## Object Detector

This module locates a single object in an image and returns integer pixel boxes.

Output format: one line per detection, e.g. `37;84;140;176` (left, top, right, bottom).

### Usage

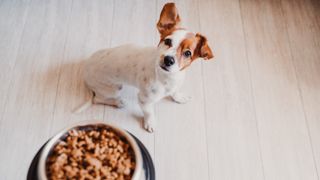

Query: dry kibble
72;148;83;158
46;125;136;180
86;155;102;169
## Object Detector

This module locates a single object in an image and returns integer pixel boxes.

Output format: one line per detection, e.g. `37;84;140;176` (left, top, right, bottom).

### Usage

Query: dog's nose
164;56;175;66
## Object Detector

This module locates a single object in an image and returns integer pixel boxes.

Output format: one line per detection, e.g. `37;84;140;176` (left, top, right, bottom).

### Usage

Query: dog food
46;125;135;180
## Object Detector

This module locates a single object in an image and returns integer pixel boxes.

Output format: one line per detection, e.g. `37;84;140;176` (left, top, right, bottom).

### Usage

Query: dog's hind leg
92;84;125;108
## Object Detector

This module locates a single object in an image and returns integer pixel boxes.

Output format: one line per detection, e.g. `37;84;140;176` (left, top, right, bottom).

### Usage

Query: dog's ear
195;33;214;60
157;3;181;38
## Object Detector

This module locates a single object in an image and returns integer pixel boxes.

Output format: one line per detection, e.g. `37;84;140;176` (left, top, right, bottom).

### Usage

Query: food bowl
27;121;155;180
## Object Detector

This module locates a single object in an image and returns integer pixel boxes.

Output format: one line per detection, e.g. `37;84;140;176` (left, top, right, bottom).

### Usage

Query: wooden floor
0;0;320;179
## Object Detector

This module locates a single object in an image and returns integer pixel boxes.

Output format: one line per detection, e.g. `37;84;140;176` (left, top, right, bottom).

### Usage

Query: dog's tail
73;91;94;113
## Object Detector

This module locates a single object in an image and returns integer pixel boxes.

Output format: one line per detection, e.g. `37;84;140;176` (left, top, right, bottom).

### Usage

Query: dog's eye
164;39;172;47
184;50;192;58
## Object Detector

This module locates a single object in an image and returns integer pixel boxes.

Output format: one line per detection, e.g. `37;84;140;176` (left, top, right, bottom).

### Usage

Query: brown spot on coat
176;34;198;70
194;33;214;60
176;33;214;70
156;3;214;71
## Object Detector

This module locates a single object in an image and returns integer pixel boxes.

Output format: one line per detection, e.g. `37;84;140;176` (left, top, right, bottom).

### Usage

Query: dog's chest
159;71;185;94
145;74;183;99
162;79;178;94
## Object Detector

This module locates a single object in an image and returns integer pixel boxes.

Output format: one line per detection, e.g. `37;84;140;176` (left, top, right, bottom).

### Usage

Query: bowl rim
37;120;143;180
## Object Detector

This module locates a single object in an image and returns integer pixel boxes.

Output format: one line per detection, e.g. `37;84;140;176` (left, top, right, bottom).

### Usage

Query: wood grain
199;0;264;179
0;0;72;178
0;0;31;125
240;0;318;179
281;0;320;177
0;0;320;179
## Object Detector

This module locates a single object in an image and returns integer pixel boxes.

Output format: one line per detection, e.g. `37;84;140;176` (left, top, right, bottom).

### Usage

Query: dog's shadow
42;59;87;105
42;59;144;122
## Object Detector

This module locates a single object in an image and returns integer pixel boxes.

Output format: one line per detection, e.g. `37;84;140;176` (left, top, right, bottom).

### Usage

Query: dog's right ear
157;3;181;38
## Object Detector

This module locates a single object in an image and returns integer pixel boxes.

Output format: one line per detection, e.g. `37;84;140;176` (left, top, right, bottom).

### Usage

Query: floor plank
281;0;320;177
0;0;72;178
0;0;31;126
0;0;319;179
50;0;112;134
199;0;265;179
240;0;318;179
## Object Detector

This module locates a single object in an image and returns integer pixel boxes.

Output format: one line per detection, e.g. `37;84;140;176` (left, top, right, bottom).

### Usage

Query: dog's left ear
157;3;181;38
195;33;214;60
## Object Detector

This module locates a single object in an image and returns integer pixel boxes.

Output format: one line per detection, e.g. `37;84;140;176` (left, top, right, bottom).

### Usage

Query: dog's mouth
160;65;169;72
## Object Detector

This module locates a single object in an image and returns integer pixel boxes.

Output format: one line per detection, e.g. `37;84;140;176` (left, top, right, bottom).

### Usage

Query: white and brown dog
80;3;214;132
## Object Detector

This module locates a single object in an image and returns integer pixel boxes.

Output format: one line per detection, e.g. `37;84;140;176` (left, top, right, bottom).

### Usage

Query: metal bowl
37;120;144;180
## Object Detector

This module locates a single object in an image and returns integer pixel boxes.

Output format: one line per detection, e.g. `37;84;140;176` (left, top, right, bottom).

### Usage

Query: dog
78;3;214;132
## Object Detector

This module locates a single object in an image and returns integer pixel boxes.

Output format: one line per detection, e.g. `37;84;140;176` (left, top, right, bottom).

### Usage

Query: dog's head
157;3;214;73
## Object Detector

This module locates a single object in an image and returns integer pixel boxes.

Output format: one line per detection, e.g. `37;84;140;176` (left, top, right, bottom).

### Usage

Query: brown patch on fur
157;28;186;46
157;27;186;45
177;33;214;70
177;36;197;70
156;3;214;70
157;3;181;40
194;33;214;60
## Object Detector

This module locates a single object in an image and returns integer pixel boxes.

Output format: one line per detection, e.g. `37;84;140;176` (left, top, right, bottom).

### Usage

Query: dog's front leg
138;93;156;133
171;92;192;104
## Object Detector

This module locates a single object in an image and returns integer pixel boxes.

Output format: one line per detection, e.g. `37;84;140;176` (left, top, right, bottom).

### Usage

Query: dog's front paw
143;119;155;133
171;93;192;104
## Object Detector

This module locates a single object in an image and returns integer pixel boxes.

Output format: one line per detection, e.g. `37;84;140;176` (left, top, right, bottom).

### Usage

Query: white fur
81;30;191;132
